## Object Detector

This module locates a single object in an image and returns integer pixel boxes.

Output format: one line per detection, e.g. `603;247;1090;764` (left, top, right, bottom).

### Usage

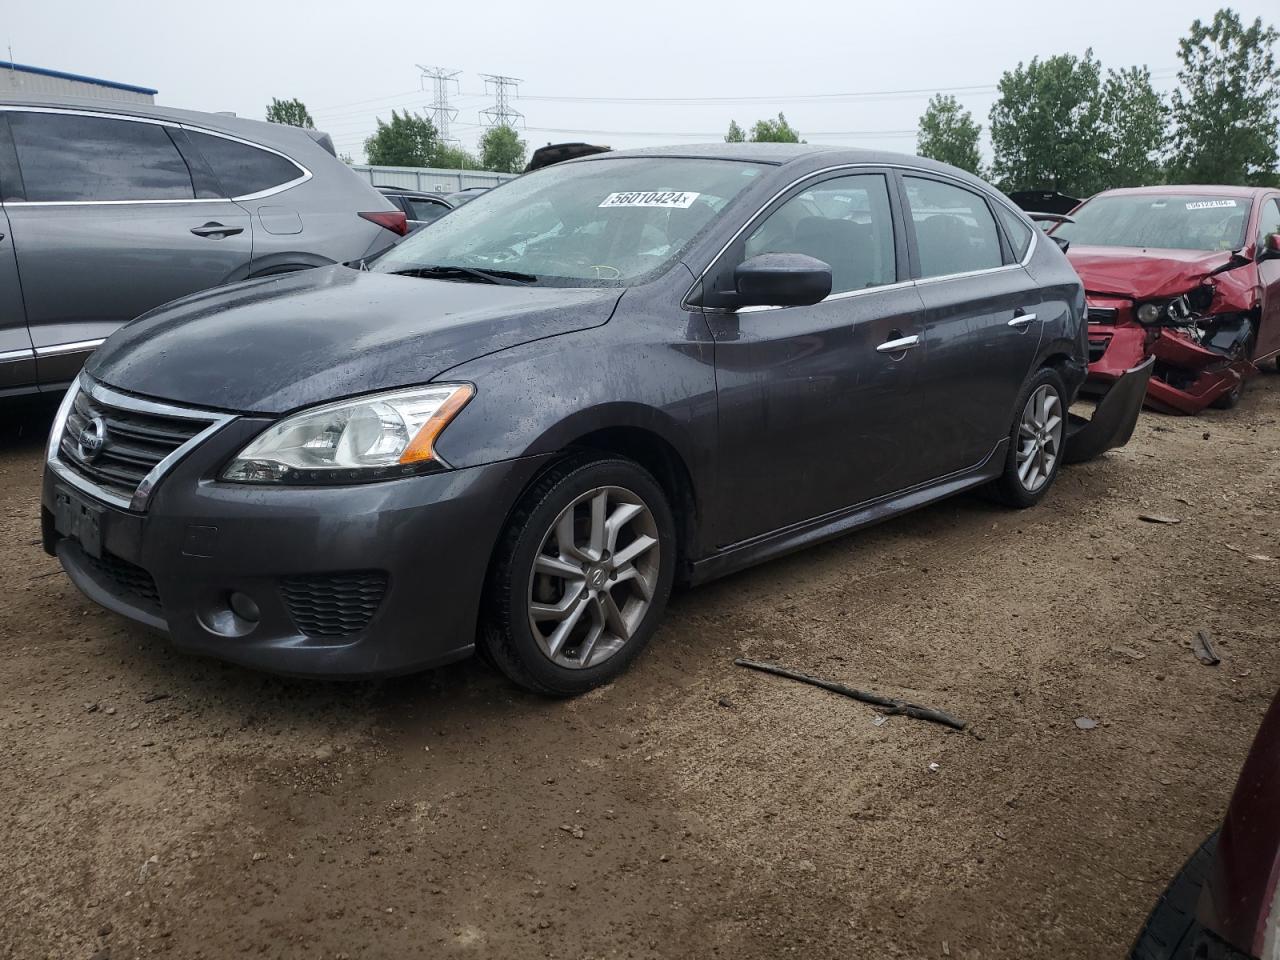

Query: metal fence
348;164;519;194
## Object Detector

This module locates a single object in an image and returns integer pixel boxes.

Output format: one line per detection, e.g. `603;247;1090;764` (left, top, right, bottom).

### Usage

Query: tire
479;455;677;696
1210;379;1243;410
990;366;1069;508
1129;832;1218;960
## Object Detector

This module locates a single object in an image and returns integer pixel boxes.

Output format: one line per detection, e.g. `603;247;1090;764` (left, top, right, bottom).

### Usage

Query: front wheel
990;367;1068;508
479;456;676;696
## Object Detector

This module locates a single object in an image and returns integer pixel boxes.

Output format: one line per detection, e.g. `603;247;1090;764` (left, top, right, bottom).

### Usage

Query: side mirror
1260;233;1280;262
734;253;832;308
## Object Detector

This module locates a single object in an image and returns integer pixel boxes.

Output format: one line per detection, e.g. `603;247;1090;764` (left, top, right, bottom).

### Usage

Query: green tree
990;50;1105;195
916;94;983;175
479;124;527;173
363;110;440;167
1169;8;1280;185
724;120;746;143
749;112;802;143
265;97;314;128
434;144;479;169
1098;66;1168;188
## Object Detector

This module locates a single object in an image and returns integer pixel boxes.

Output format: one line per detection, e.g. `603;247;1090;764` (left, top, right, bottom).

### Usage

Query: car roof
561;142;995;188
0;92;332;157
1092;184;1270;200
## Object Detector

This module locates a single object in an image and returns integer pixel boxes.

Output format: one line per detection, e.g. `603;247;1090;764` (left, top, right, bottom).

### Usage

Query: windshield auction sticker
1185;199;1238;210
599;191;700;208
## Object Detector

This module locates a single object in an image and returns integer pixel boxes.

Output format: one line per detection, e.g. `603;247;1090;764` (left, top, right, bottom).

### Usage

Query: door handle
876;334;920;354
190;222;244;238
1008;311;1037;329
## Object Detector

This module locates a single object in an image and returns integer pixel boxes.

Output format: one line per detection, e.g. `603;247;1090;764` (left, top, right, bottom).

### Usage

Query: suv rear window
186;131;304;198
8;111;194;202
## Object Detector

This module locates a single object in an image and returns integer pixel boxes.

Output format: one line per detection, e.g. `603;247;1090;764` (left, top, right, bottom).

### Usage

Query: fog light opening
228;591;261;623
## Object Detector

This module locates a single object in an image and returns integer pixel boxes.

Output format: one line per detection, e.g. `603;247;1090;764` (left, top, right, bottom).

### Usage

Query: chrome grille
50;379;231;511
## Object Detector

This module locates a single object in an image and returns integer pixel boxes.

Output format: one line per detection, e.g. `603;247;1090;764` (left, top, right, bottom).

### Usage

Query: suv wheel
480;456;676;696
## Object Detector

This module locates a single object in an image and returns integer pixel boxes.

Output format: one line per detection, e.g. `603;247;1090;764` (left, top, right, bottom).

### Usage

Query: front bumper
42;422;551;678
1086;321;1251;415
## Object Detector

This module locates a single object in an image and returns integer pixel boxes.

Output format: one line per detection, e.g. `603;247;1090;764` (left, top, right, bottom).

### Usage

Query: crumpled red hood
1066;245;1236;300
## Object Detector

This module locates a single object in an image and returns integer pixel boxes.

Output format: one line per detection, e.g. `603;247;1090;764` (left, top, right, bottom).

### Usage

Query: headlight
1135;302;1162;325
222;384;473;484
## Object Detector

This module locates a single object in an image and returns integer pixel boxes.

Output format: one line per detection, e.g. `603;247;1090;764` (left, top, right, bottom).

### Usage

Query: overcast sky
5;0;1276;164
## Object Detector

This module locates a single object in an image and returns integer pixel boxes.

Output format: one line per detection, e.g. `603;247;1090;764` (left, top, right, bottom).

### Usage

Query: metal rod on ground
733;658;969;731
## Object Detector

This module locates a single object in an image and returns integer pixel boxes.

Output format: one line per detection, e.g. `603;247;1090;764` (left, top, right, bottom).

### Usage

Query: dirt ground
1;375;1277;960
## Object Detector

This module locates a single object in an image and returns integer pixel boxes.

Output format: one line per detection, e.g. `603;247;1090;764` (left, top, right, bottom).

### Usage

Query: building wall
348;164;518;194
0;68;155;104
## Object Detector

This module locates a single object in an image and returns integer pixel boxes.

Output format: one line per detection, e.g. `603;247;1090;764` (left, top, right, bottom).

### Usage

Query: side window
8;112;194;202
994;202;1034;261
904;176;1003;278
742;174;897;295
1258;199;1280;244
185;130;304;198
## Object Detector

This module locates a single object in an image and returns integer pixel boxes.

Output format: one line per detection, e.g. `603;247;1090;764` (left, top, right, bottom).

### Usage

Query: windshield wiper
391;264;538;285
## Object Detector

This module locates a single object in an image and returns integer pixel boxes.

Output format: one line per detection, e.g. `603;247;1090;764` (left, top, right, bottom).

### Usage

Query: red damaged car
1131;687;1280;959
1052;186;1280;414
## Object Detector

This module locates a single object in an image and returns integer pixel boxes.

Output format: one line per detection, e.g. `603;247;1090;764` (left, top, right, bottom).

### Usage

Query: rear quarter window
186;130;305;198
995;203;1034;260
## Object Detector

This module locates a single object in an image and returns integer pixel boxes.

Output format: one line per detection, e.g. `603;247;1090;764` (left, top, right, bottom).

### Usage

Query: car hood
1066;245;1239;300
87;266;624;414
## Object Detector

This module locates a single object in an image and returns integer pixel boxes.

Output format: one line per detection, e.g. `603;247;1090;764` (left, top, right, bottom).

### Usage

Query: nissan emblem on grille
77;416;107;463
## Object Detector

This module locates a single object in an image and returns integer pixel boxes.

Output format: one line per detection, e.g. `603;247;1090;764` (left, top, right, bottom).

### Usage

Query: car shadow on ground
0;393;59;453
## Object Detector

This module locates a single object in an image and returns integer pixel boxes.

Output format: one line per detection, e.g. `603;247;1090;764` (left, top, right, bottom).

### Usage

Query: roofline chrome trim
2;105;312;204
46;375;234;513
684;161;1037;310
34;337;106;357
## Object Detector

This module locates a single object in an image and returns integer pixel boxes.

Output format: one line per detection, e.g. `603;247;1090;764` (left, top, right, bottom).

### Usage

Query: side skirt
687;439;1009;586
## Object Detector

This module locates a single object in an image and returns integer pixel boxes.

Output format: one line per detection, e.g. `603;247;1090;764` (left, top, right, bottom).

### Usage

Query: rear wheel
990;367;1067;508
479;456;676;696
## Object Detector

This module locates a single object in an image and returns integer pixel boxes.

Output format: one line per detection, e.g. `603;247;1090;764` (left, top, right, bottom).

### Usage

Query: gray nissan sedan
42;144;1149;695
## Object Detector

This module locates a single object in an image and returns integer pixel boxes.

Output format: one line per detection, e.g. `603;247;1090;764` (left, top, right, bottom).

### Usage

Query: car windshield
1054;193;1251;252
370;157;764;286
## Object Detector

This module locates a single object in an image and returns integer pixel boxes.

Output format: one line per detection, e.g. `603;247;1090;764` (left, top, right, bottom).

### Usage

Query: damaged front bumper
1065;356;1154;464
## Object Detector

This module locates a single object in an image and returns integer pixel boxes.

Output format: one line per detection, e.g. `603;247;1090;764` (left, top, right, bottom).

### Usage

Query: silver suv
0;96;405;396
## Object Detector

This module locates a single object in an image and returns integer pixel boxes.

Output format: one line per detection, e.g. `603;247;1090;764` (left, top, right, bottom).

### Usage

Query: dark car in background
1131;688;1280;959
1053;185;1280;414
42;144;1147;695
376;185;453;231
0;96;407;398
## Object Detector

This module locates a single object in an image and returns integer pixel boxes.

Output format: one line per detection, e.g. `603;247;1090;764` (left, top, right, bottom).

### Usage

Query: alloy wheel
1016;384;1063;492
526;485;661;670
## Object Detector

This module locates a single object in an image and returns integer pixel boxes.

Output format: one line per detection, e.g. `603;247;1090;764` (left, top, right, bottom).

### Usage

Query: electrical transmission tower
417;65;461;145
479;74;524;128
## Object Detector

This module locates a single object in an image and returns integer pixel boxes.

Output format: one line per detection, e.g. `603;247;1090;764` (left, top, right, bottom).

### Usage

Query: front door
899;174;1045;479
1253;196;1280;361
703;170;928;547
1;109;252;387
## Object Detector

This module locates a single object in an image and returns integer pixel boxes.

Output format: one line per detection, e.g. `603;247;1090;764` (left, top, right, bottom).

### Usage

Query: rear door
1253;196;1280;361
899;173;1044;480
1;108;252;387
0;117;35;393
704;169;928;546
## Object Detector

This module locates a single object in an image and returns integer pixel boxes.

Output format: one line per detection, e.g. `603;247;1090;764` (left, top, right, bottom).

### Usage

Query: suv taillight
359;210;408;236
